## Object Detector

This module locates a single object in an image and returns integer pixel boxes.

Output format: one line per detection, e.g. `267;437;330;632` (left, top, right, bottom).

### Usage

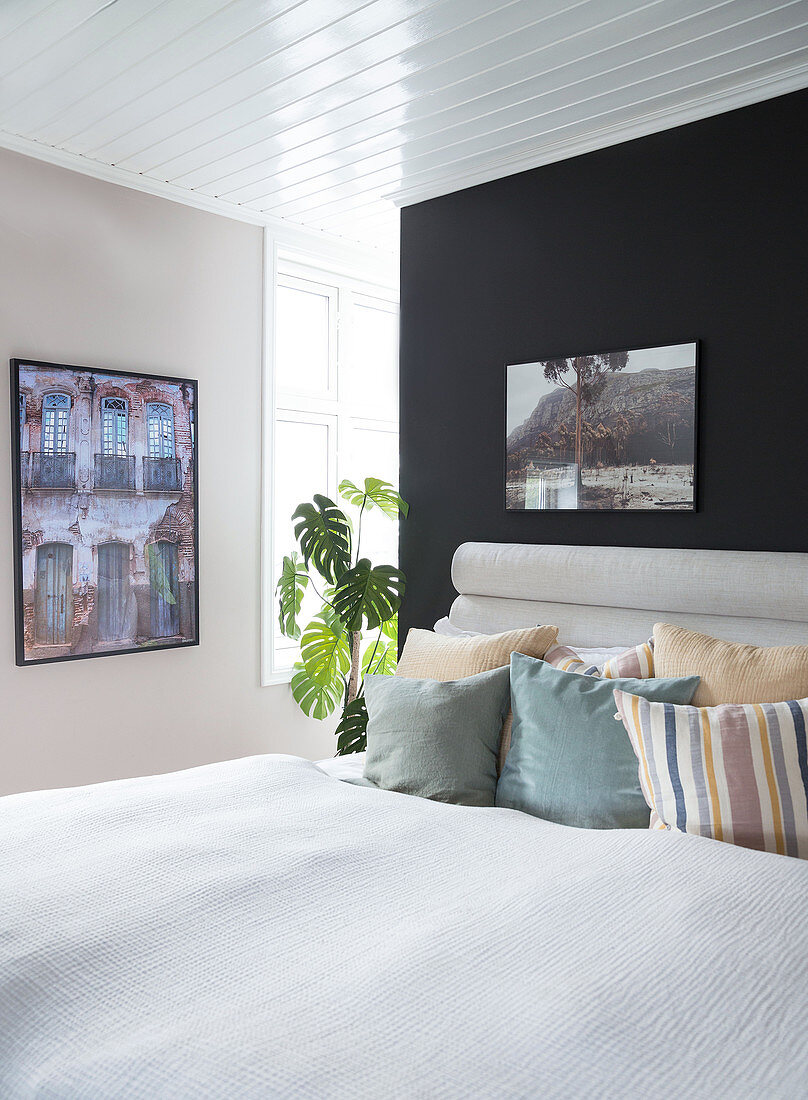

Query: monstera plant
277;478;408;755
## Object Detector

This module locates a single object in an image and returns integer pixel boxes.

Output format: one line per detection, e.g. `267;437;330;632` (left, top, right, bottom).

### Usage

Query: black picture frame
504;339;700;513
10;358;199;666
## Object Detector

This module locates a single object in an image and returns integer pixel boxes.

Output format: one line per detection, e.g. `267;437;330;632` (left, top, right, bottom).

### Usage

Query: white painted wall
0;147;335;796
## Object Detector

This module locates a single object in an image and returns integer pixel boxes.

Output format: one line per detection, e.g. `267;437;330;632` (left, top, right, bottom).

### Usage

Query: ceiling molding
0;127;399;264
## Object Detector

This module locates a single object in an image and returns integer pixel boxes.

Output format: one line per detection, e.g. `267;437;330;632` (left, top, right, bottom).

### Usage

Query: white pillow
433;618;630;663
432;616;481;638
569;645;632;665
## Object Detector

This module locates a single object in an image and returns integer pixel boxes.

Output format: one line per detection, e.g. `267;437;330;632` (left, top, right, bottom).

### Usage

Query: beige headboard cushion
447;543;808;648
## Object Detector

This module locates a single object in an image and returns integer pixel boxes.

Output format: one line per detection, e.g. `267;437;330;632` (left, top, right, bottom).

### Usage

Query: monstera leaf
292;495;351;584
290;665;345;721
335;696;368;756
361;636;397;677
291;662;345;728
380;614;398;645
299;608;351;688
332;559;405;632
339;478;409;520
276;552;308;640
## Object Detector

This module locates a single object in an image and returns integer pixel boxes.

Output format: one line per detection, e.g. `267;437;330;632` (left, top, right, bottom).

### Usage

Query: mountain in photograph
508;365;694;461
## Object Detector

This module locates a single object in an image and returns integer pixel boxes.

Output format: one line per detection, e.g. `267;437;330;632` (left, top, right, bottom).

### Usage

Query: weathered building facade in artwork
16;365;197;661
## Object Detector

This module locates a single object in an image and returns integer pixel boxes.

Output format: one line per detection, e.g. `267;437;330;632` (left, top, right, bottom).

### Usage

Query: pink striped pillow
614;689;808;859
544;639;655;679
542;644;600;676
601;639;655;679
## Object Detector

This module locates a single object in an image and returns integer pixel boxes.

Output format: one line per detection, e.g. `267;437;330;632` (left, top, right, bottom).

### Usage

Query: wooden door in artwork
35;543;73;646
98;543;130;642
149;540;180;639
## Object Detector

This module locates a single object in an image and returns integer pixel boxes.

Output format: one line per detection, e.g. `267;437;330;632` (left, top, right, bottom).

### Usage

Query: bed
2;543;808;1098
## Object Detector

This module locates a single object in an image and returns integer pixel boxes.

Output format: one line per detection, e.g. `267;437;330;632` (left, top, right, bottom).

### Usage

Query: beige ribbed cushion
396;625;559;770
653;622;808;707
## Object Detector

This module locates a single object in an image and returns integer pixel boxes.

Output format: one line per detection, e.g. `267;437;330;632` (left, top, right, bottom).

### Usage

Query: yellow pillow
396;625;559;770
653;622;808;707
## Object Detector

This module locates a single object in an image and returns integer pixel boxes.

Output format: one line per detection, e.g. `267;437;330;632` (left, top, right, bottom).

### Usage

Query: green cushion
496;654;700;828
363;666;510;807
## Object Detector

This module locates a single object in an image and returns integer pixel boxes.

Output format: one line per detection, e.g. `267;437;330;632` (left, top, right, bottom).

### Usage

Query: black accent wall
398;89;808;635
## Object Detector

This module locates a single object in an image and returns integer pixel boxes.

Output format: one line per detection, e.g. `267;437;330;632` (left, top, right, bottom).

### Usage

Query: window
144;403;180;491
266;250;398;682
42;393;70;454
19;394;25;431
275;276;336;399
101;398;128;455
147;403;175;458
190;406;195;450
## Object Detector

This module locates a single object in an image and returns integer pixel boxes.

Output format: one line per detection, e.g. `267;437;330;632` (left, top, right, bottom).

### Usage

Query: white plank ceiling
1;0;807;254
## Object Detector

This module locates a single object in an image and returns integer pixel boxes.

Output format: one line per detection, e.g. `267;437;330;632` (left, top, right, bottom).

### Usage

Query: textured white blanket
2;755;807;1099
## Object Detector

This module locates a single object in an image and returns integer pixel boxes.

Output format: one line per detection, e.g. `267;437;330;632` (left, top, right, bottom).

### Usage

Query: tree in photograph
581;420;597;464
655;390;690;460
536;431;554;457
543;352;629;473
594;422;613;465
581;421;613;468
555;421;571;459
612;413;632;465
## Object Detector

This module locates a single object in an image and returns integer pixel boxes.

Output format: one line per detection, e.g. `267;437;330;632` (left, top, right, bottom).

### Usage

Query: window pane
147;404;174;458
274;416;331;667
342;425;399;571
43;406;69;454
345;302;398;419
276;284;331;397
102;401;127;456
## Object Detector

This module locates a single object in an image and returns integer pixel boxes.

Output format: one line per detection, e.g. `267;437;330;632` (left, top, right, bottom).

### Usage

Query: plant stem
304;572;336;614
354;500;366;564
358;627;383;696
347;630;361;703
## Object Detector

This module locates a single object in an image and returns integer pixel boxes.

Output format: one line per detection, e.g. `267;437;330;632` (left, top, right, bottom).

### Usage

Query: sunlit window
270;258;399;677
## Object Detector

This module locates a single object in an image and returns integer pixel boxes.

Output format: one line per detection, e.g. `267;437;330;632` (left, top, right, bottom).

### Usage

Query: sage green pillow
363;666;510;806
496;653;700;828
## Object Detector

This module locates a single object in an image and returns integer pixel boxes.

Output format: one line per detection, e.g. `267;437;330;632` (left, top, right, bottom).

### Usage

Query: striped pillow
601;639;654;679
542;644;600;676
544;639;654;679
614;689;808;859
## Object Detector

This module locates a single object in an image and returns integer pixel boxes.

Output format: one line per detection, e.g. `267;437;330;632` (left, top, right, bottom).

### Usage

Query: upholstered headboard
448;543;808;647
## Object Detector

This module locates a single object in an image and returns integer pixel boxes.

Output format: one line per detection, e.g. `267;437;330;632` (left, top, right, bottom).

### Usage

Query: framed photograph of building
505;341;698;512
10;359;198;665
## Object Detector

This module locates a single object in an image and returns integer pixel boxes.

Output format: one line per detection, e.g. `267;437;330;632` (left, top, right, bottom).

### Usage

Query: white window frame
275;271;338;405
261;227;398;686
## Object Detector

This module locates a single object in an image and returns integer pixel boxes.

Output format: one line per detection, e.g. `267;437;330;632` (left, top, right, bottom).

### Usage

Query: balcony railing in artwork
94;454;136;490
143;456;182;492
30;452;76;489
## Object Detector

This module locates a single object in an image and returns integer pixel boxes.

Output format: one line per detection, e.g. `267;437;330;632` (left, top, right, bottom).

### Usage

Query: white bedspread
2;755;807;1099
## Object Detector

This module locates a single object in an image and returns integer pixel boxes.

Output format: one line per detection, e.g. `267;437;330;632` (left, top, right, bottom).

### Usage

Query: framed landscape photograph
505;341;698;512
11;359;198;665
